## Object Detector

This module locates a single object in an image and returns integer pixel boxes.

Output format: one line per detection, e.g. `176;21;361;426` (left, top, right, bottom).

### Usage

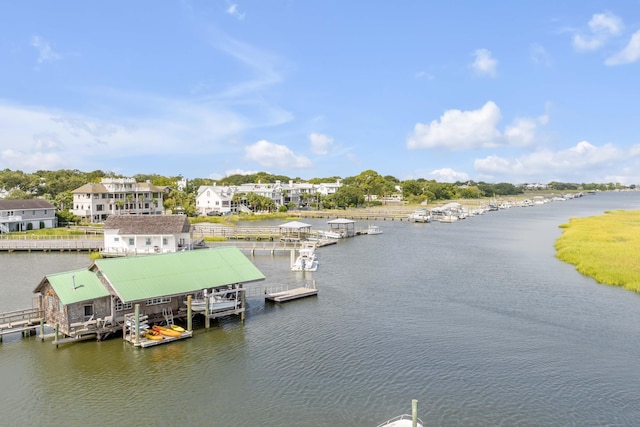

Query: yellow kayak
145;332;164;341
170;324;185;333
152;325;181;338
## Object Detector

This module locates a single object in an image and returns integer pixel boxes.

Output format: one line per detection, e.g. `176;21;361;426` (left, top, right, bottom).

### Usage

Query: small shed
278;220;313;241
327;218;356;238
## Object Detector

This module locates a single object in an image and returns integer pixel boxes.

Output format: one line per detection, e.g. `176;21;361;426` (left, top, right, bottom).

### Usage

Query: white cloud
31;36;61;64
530;43;551;66
572;12;623;52
0;97;248;172
407;101;502;150
426;168;470;183
474;141;628;181
605;30;640;65
226;3;246;20
309;133;333;155
244;140;312;169
470;48;497;77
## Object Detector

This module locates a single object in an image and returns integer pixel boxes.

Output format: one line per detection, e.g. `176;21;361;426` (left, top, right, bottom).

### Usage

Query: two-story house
71;177;166;223
0;199;57;233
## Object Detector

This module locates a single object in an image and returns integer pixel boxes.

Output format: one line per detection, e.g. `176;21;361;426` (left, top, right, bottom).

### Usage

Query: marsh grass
555;210;640;293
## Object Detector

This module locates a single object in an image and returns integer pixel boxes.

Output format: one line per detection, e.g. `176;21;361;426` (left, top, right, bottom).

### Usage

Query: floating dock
124;330;193;348
265;282;318;303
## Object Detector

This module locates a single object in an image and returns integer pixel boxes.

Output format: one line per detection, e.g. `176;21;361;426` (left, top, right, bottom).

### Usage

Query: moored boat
377;400;422;427
291;245;319;271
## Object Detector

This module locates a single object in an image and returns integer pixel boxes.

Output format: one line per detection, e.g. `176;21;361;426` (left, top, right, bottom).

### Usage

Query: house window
83;304;94;321
162;237;168;245
128;238;134;245
33;210;36;215
114;298;133;311
145;238;152;246
96;205;103;211
44;210;47;215
146;297;171;305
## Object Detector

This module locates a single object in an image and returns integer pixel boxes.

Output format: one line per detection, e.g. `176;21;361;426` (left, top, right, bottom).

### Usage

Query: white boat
377;400;423;427
291;245;318;271
367;225;383;235
408;209;431;223
185;289;241;312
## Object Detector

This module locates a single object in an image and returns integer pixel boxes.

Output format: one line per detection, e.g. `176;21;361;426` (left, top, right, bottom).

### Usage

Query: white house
71;177;166;223
195;179;343;216
102;215;193;256
0;199;57;233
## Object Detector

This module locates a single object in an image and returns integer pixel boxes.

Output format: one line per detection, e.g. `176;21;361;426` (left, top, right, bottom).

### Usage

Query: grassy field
555;210;640;294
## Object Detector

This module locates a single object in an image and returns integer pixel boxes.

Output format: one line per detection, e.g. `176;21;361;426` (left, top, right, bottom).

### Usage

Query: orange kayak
152;325;181;338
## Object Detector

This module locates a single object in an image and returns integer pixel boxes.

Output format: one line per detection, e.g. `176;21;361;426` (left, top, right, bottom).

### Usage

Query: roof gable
38;269;110;305
93;247;265;302
103;215;191;234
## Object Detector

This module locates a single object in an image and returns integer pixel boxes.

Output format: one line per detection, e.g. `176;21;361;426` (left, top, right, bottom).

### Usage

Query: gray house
0;199;57;233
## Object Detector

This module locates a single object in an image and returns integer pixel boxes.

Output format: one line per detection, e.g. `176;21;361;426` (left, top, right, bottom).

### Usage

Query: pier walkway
0;307;44;341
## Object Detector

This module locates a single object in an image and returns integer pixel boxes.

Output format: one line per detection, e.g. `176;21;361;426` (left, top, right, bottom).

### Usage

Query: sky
1;1;640;185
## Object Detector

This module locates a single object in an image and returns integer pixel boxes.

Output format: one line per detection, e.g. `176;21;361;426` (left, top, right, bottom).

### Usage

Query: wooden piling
204;296;210;329
187;295;192;331
134;304;140;345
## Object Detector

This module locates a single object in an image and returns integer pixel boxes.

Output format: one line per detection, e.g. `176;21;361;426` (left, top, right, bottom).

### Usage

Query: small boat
377;400;423;427
366;224;383;235
408;209;431;223
170;324;185;333
152;325;181;338
291;245;319;271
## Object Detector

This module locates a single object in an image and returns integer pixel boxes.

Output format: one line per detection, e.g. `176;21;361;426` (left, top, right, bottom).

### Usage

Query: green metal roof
45;268;110;305
93;247;265;302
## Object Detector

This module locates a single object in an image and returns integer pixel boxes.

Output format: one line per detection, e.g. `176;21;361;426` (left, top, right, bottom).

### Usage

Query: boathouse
102;214;193;256
326;218;356;238
278;220;313;241
33;247;265;338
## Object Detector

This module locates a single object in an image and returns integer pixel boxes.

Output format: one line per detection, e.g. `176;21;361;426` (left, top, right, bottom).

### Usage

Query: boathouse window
146;297;171;305
47;296;53;308
114;298;132;311
83;305;94;321
59;301;64;312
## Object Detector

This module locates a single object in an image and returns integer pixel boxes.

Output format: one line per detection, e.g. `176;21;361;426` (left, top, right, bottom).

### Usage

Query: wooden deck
124;330;193;348
0;307;44;340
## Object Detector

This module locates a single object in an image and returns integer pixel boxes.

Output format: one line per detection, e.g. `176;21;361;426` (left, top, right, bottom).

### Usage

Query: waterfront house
33;247;266;337
0;199;56;233
71;177;166;223
102;215;192;256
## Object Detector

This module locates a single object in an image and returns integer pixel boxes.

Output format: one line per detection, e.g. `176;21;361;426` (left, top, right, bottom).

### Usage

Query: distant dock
264;281;318;303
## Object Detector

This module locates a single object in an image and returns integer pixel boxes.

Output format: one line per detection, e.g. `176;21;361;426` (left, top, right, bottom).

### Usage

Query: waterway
1;192;640;426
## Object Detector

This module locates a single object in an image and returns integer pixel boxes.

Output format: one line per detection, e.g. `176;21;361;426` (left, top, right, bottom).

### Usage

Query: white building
102;215;192;256
71;178;166;223
0;199;57;233
195;179;342;216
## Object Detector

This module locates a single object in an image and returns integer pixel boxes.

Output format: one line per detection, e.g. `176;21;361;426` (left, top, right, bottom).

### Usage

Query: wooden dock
124;330;193;348
0;307;44;341
265;282;318;303
0;237;103;252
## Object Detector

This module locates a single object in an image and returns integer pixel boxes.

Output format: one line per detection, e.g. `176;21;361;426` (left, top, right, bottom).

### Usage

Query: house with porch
71;177;166;223
33;247;266;338
102;215;193;256
0;199;57;233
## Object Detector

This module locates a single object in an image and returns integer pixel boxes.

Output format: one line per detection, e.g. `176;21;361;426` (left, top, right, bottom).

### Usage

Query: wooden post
412;399;418;427
290;248;295;269
187;295;192;332
134;304;140;345
240;287;246;324
39;318;44;340
54;323;59;347
204;296;210;329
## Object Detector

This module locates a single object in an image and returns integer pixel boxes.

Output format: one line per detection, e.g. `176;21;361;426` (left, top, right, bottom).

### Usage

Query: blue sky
1;1;640;185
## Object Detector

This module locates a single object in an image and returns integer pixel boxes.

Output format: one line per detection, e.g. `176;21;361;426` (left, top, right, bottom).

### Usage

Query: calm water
2;192;640;426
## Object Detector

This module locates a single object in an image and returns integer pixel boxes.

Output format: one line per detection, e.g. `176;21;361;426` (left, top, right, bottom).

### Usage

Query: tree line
0;168;630;218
